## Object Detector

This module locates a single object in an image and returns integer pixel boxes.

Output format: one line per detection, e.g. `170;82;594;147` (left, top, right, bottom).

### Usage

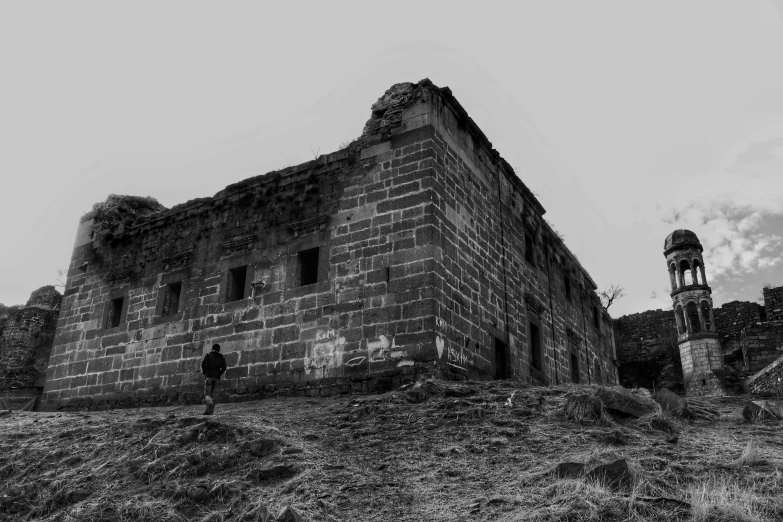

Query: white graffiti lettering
447;345;468;368
316;329;336;341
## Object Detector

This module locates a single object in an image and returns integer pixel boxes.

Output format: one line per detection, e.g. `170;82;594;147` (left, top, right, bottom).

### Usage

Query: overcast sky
1;1;782;317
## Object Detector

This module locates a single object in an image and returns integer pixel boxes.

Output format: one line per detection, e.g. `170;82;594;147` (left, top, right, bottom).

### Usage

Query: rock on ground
654;388;689;418
595;386;657;418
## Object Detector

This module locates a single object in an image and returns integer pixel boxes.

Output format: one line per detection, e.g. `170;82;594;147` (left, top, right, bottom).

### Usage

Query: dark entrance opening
494;338;508;379
570;352;580;384
530;323;542;371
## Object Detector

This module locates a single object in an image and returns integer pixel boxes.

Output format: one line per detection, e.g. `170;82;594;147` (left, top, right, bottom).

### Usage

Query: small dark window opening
594;361;602;384
494;338;508;379
525;234;535;264
570;353;580;383
701;301;712;331
228;266;248;302
162;282;182;315
686;302;701;333
107;297;123;328
299;248;319;286
564;276;572;301
702;379;706;386
530;323;542;371
593;306;600;329
386;266;391;282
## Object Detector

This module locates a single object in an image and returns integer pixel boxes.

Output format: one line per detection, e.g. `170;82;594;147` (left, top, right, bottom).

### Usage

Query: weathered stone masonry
42;79;617;410
0;286;62;410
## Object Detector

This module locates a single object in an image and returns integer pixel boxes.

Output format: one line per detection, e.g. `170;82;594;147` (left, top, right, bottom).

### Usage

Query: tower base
679;336;725;397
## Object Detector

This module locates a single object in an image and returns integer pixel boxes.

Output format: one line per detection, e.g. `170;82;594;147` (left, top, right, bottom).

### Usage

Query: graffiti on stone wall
306;328;346;372
435;319;471;371
368;335;407;363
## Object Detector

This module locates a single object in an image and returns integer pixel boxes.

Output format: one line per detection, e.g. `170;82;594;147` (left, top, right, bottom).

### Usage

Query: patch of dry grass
529;477;625;521
2;383;783;521
633;402;681;435
690;474;768;522
735;439;766;468
563;390;612;425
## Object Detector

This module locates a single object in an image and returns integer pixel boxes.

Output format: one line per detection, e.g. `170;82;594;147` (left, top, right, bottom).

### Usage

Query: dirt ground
1;381;782;521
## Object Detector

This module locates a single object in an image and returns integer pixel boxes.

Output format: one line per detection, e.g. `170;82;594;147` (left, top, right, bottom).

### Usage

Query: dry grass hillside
1;381;782;521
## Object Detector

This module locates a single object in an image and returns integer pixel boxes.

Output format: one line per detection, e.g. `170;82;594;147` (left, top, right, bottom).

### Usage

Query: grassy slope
1;382;782;522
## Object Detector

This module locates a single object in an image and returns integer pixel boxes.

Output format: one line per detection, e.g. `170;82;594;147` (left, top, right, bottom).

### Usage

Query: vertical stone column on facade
663;229;725;397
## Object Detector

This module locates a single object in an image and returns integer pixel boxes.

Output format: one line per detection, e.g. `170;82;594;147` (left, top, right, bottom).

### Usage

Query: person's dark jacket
201;351;227;380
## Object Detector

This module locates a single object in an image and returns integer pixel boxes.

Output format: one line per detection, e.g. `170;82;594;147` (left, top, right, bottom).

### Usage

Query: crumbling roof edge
125;150;354;232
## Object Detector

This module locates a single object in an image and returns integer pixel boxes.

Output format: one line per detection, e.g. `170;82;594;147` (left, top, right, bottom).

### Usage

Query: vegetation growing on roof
81;194;167;225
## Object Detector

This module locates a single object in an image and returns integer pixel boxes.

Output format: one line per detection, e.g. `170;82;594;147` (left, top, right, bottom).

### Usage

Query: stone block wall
678;336;725;396
0;286;62;409
712;300;765;349
745;352;783;396
612;310;682;392
763;286;783;321
424;86;616;387
740;320;783;374
41;80;616;411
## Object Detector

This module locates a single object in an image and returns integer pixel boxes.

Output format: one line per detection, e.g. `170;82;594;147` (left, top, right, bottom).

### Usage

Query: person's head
212;343;221;352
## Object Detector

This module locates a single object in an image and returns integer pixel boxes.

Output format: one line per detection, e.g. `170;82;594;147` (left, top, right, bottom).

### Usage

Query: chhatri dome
664;229;703;254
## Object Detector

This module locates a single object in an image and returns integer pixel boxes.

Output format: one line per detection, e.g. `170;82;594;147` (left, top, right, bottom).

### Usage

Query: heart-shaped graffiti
436;336;445;358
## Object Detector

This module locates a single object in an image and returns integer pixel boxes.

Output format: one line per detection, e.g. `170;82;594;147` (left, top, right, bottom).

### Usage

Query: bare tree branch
599;284;626;312
55;268;67;290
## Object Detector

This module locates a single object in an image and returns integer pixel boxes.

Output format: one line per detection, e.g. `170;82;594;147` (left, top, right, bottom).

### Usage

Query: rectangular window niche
298;248;319;286
161;282;182;315
228;266;248;302
107;297;124;328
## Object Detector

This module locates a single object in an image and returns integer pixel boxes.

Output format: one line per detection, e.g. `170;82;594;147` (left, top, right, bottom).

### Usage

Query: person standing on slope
201;343;227;415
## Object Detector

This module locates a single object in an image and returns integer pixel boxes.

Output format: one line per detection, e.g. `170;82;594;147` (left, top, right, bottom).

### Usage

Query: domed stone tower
664;230;725;396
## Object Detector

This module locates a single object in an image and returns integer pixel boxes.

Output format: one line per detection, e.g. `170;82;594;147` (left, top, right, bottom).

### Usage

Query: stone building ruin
40;79;619;411
0;286;62;410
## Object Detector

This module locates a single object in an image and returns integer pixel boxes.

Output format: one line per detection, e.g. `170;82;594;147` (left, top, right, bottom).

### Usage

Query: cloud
728;137;783;172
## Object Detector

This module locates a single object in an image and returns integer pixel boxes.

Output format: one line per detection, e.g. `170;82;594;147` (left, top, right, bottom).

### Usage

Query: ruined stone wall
743;320;783;396
740;320;783;374
42;80;616;410
712;300;765;350
763;286;783;321
612;310;682;392
0;286;62;409
43;141;439;409
744;352;783;396
615;297;775;393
